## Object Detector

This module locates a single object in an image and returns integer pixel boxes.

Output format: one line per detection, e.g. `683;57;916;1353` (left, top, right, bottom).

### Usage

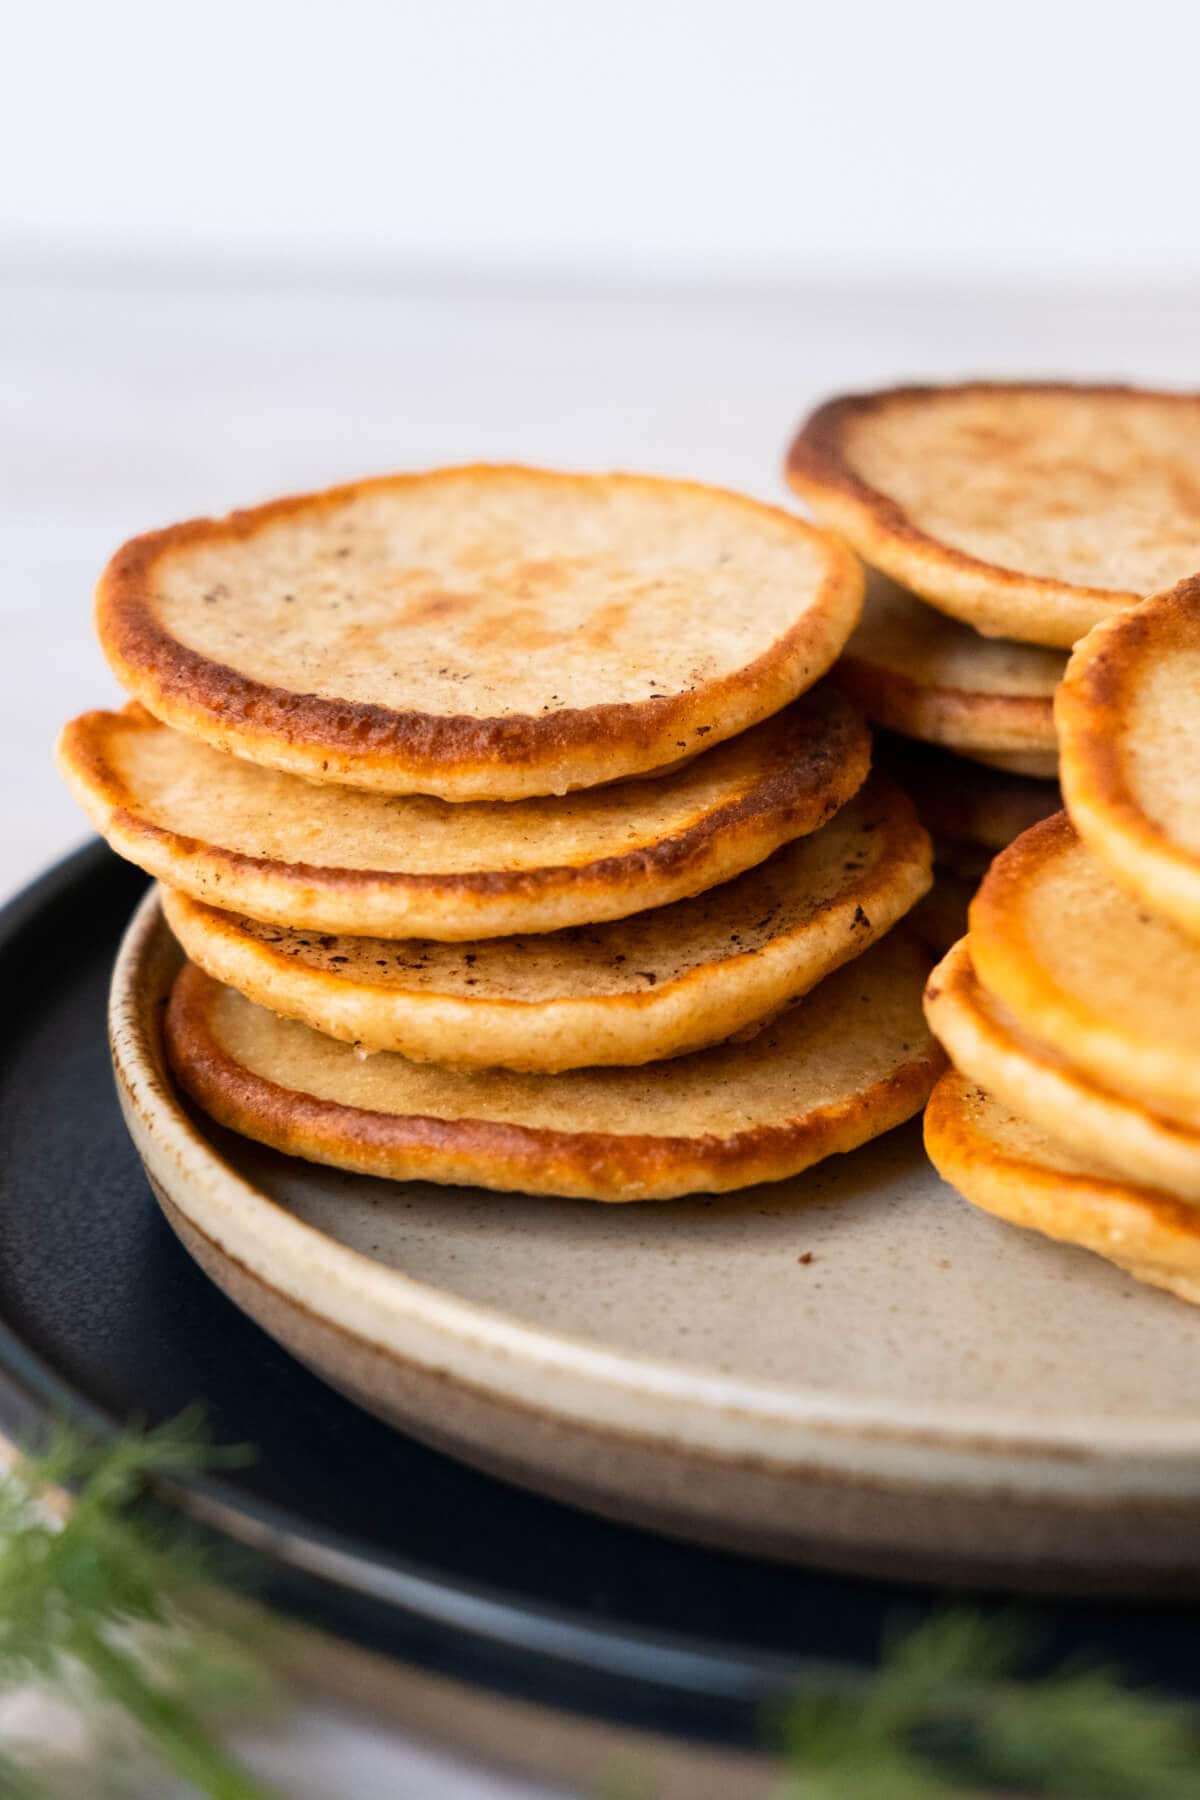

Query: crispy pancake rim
1057;573;1200;937
968;811;1200;1129
925;1071;1200;1307
925;938;1200;1202
57;688;869;938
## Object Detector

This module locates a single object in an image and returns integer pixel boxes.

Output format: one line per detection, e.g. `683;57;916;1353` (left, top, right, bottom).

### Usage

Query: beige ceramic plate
112;890;1200;1591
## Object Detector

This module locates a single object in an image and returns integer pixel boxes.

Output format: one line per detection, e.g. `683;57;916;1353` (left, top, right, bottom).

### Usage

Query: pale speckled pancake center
985;829;1200;1053
1123;646;1200;855
843;390;1200;592
155;476;837;717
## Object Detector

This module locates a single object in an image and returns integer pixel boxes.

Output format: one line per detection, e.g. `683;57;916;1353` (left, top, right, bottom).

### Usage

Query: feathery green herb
0;1411;278;1798
2;1415;1199;1798
772;1610;1200;1798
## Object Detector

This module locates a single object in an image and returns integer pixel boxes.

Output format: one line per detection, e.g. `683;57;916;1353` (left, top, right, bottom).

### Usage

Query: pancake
1057;574;1200;937
969;812;1200;1129
787;382;1200;648
833;573;1062;761
875;735;1060;853
925;939;1200;1202
164;930;942;1202
57;687;869;939
161;776;932;1070
925;1072;1200;1307
95;466;864;801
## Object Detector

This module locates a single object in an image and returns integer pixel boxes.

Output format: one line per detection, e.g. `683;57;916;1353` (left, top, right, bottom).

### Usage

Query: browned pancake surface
97;465;863;799
788;383;1200;647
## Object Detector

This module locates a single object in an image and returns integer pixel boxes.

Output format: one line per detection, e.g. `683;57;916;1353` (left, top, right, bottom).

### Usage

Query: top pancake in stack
786;382;1200;784
60;465;944;1199
93;465;865;800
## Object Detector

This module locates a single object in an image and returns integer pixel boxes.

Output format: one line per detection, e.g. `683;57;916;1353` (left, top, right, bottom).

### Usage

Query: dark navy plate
0;842;1196;1746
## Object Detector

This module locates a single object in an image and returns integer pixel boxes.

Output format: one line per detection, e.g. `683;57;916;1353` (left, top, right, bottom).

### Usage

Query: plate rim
115;881;1200;1476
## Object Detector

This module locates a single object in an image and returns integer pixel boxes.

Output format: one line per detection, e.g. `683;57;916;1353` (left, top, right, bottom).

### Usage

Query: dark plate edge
0;839;844;1745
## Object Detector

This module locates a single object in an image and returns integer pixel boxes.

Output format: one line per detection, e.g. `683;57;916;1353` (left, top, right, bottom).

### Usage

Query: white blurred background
7;0;1200;284
2;6;1199;1793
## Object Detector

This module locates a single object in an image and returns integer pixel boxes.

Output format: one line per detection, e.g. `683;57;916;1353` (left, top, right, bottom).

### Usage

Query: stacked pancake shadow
58;465;944;1202
924;575;1200;1304
787;381;1200;946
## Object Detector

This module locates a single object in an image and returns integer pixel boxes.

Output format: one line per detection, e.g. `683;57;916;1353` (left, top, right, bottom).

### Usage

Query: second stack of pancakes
787;381;1200;948
59;465;945;1202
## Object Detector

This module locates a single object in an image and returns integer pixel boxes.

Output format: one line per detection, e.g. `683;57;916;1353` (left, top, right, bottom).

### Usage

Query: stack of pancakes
58;466;945;1203
924;573;1200;1304
787;382;1200;945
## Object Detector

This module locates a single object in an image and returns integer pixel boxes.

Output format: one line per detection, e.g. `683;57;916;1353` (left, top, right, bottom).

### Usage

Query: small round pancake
95;466;864;800
833;574;1062;761
969;812;1200;1129
1057;574;1200;937
925;1072;1200;1307
160;777;932;1070
57;687;868;939
926;939;1200;1202
875;734;1060;853
164;931;943;1202
788;382;1200;648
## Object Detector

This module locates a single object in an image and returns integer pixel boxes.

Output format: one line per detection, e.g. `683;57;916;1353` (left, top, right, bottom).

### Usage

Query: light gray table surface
2;253;1196;1795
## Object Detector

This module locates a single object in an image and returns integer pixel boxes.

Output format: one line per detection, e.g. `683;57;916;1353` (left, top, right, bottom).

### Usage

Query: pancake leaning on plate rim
925;1072;1200;1307
925;937;1200;1203
164;930;944;1202
787;382;1200;648
95;465;864;801
968;812;1200;1129
57;686;869;939
1057;573;1200;938
833;573;1062;773
160;775;932;1070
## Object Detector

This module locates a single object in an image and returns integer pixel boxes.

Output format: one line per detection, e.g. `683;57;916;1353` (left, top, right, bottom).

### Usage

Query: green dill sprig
773;1610;1200;1798
4;1413;1200;1799
0;1410;279;1799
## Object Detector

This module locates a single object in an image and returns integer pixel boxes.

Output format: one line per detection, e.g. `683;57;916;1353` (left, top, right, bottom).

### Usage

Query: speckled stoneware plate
105;883;1200;1591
